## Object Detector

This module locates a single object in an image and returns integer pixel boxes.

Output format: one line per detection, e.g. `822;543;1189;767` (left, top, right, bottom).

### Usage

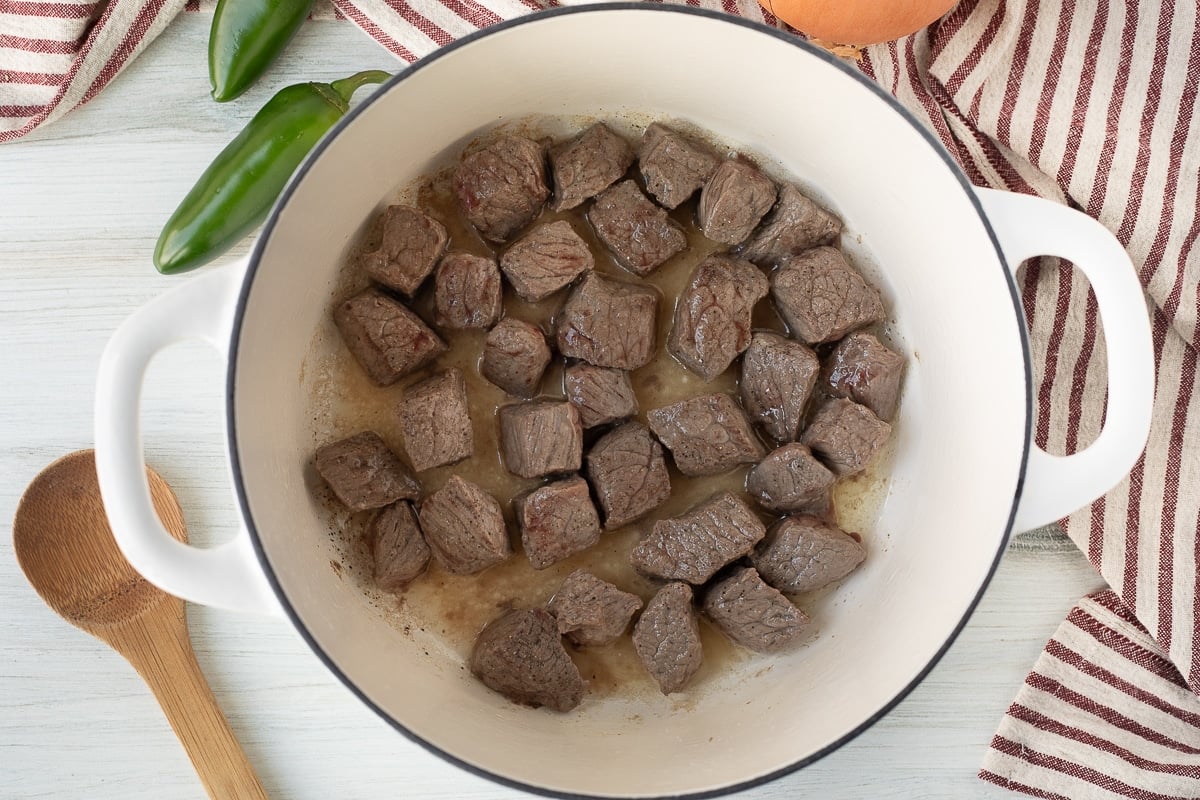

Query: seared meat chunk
361;204;448;295
822;332;906;422
434;252;502;330
588;180;687;276
771;247;884;344
647;393;764;477
752;515;866;594
556;273;659;370
470;608;583;712
515;475;601;570
697;159;776;245
668;255;768;381
739;183;842;266
638;122;720;209
564;364;638;428
499;401;583;478
314;431;420;511
482;318;551;397
547;569;642;646
500;220;593;302
454;135;548;242
371;501;430;591
702;566;810;652
739;331;819;443
630;492;765;584
333;288;446;386
585;422;671;528
399;368;474;472
550;123;634;211
419;475;510;574
800;398;891;477
633;582;702;694
746;443;836;514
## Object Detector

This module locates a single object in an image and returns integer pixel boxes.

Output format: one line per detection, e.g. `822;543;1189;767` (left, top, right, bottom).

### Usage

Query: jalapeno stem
330;70;392;105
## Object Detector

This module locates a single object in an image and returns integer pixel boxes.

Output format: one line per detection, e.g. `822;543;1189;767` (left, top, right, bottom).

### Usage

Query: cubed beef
499;401;583;478
361;205;449;295
556;273;659;370
585;422;672;529
587;180;687;276
500;220;593;302
399;369;473;472
454;135;548;242
547;569;643;646
515;475;601;570
470;608;583;712
314;431;420;512
739;331;819;443
822;332;906;422
419;475;511;574
770;247;884;344
632;582;702;694
564;364;638;428
668;255;768;381
800;398;891;477
702;566;810;652
638;123;720;209
549;123;635;211
333;288;447;386
371;501;430;591
434;252;503;330
746;443;836;514
697;159;777;245
630;492;765;584
738;183;842;266
751;515;866;594
481;318;551;397
647;393;765;477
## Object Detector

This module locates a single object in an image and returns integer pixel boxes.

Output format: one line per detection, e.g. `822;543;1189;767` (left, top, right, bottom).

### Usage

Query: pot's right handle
975;188;1154;533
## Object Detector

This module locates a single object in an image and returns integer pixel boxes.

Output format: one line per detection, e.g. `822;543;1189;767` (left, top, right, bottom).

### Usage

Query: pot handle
975;187;1154;533
94;261;281;616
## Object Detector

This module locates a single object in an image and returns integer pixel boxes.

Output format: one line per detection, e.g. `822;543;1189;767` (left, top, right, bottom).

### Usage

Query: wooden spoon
12;450;269;800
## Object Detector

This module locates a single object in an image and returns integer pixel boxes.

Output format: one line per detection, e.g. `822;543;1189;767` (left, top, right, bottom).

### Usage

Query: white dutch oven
94;7;1154;798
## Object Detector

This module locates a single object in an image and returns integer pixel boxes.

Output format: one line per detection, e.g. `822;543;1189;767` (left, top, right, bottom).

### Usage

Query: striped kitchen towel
3;0;1198;796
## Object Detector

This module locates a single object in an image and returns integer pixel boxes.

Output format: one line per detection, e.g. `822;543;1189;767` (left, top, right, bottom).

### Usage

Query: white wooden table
0;14;1107;799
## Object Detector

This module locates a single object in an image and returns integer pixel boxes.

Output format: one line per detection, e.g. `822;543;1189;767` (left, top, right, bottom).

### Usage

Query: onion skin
761;0;959;45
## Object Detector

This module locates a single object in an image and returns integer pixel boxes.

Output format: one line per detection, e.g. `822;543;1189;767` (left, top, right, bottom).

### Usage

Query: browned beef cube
585;422;672;529
638;123;720;210
751;515;866;594
822;332;906;422
314;431;421;512
371;501;430;591
739;331;819;443
587;180;687;276
630;492;765;584
361;205;449;296
771;247;884;344
747;443;835;514
800;398;891;477
702;566;810;652
633;582;701;694
547;569;643;646
697;159;777;245
434;252;502;330
556;273;659;370
499;401;583;478
515;475;601;570
454;135;548;243
668;255;768;381
739;183;842;266
549;123;634;211
564;364;638;428
419;475;511;574
481;318;551;397
500;220;593;302
470;608;583;712
647;393;765;477
399;369;473;472
333;288;447;386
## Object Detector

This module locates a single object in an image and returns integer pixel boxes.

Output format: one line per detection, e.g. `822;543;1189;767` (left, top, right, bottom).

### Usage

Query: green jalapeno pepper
153;70;389;276
209;0;315;103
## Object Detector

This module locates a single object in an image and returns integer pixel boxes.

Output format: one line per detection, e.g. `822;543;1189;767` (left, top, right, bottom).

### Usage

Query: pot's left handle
95;261;281;616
